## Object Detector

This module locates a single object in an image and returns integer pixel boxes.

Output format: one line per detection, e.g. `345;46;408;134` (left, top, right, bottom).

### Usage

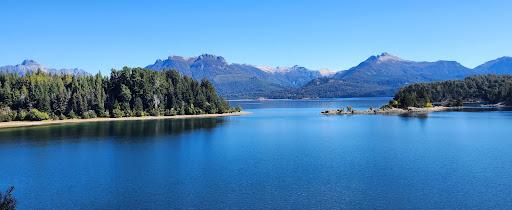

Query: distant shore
321;106;459;115
0;111;250;129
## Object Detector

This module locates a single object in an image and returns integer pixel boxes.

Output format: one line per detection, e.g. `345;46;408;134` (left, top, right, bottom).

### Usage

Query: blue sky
1;0;511;73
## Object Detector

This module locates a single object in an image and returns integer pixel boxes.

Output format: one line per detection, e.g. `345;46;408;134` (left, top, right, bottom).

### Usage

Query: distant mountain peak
256;66;290;73
289;65;309;71
256;65;311;73
168;55;195;62
359;53;405;66
318;68;336;76
376;52;403;62
474;56;512;74
0;60;88;76
195;54;226;63
256;65;278;73
21;59;40;66
495;56;512;61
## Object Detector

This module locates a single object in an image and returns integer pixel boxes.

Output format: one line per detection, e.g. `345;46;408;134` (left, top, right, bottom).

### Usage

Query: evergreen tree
0;67;239;121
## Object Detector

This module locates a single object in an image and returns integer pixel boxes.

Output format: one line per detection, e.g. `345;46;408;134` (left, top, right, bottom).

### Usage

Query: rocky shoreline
321;106;459;115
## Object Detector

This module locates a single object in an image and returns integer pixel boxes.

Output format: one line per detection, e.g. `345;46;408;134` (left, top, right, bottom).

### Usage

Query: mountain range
2;53;512;99
299;53;512;98
0;59;89;76
145;54;333;98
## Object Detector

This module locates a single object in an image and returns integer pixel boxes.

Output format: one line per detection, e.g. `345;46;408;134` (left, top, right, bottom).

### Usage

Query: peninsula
0;67;242;127
322;74;512;115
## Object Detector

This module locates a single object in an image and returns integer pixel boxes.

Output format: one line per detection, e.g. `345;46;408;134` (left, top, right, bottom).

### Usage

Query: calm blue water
1;97;512;209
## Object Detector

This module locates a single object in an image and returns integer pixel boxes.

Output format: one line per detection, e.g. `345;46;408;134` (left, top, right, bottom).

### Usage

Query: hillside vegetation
0;68;238;122
390;74;512;108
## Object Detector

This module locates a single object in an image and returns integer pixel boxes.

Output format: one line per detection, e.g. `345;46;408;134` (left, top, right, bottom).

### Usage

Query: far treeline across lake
0;67;241;122
389;74;512;108
321;74;512;116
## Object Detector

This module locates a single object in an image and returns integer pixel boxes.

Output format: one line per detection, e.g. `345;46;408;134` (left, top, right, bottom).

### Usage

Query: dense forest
389;74;512;108
0;67;240;122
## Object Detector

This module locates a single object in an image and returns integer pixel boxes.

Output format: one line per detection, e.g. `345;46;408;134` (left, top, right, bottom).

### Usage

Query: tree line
388;74;512;108
0;67;240;121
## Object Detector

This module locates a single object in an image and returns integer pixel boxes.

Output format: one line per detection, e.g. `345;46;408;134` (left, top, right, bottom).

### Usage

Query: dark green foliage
16;110;28;121
391;74;512;108
0;68;239;121
81;110;97;119
111;108;124;118
26;109;50;121
0;107;17;122
105;67;235;116
0;186;16;210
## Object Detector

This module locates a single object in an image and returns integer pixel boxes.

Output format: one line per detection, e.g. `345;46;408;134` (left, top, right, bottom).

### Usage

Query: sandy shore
0;111;250;129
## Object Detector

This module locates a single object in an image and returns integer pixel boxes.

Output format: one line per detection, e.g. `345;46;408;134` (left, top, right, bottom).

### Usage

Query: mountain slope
6;54;510;99
256;65;324;87
146;54;325;99
0;60;89;76
299;53;472;97
473;56;512;74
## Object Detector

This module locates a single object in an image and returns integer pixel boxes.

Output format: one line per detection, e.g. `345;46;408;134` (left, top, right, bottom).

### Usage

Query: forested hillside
390;74;512;108
0;68;239;122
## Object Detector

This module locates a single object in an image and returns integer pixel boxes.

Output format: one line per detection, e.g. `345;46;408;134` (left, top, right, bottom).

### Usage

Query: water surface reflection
0;118;226;144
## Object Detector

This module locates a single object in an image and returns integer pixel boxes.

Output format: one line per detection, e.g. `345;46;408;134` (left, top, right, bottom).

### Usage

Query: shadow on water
455;107;512;112
0;118;226;144
397;107;512;118
398;113;429;119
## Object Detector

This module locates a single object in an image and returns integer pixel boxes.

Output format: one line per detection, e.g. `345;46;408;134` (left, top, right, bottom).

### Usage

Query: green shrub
68;110;78;119
185;105;196;115
16;110;28;121
389;99;399;108
206;106;218;114
111;108;124;118
26;109;50;121
50;114;60;120
147;108;160;116
124;110;133;117
195;109;204;115
230;106;242;113
82;110;97;119
0;107;17;122
164;109;177;116
97;110;109;118
59;114;67;120
134;110;147;117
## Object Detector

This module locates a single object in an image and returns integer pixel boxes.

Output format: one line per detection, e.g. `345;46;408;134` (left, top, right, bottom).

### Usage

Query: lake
1;97;512;209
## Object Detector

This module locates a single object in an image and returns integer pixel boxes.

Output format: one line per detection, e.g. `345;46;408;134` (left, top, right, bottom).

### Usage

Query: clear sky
1;0;511;73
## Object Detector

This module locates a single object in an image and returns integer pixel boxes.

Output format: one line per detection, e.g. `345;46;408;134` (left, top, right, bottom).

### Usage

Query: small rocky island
321;105;456;115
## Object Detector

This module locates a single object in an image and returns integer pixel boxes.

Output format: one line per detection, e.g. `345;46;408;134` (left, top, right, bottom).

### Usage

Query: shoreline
0;111;250;129
321;106;459;115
